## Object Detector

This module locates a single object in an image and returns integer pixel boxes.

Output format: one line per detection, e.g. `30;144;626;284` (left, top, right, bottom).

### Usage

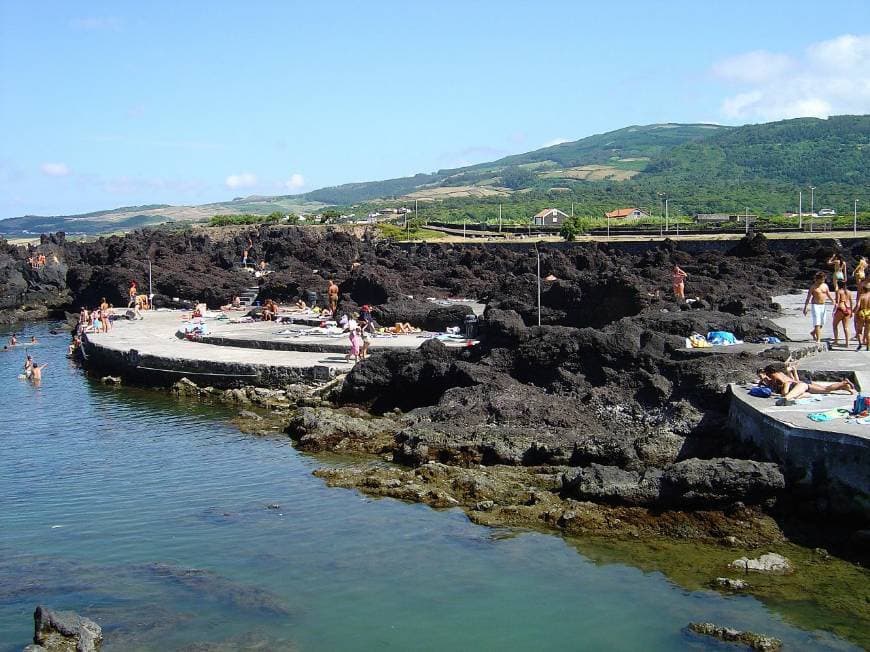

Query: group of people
78;299;113;335
804;255;870;349
27;253;47;269
21;354;46;384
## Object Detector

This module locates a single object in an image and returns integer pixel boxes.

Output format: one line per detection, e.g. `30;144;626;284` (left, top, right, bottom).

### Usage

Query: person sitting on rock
757;364;855;402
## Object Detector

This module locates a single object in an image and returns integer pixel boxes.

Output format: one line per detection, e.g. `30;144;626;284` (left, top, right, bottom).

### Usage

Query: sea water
0;323;863;651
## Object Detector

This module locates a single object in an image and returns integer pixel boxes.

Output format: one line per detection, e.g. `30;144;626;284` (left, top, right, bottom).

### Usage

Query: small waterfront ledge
727;294;870;517
80;311;356;388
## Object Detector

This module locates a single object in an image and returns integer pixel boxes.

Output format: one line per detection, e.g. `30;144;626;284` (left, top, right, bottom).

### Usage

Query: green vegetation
208;211;297;227
3;116;868;239
376;219;445;241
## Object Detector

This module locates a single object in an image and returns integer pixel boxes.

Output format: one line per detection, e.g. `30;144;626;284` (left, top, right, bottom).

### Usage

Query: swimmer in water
23;354;33;378
30;361;46;384
9;333;17;346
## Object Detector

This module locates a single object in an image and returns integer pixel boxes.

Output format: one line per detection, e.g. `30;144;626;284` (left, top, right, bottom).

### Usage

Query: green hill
2;115;868;237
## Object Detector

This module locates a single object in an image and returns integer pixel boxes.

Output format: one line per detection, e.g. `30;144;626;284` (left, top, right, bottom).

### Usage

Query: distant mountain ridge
2;115;868;236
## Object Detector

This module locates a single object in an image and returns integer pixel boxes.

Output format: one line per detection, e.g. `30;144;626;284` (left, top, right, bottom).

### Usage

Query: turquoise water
0;323;861;651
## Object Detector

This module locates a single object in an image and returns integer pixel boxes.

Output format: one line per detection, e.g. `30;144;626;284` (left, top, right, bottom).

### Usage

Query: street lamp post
147;258;153;309
810;186;815;233
856;199;859;235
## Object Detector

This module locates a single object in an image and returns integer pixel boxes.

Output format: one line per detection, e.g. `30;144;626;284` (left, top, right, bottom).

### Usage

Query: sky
1;0;869;218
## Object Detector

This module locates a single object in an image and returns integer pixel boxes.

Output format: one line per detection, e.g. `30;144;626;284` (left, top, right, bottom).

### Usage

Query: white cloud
40;162;71;177
283;173;305;190
225;172;257;190
713;33;870;121
712;50;794;84
543;137;570;147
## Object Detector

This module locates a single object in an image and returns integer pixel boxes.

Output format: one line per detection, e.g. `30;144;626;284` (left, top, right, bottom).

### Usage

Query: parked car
818;208;837;216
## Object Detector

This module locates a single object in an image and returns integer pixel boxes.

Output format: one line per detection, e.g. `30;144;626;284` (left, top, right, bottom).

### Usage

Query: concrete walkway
729;293;870;442
727;293;870;508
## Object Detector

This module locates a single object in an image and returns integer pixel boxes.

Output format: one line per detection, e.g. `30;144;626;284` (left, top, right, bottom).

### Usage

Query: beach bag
852;394;870;416
749;386;773;398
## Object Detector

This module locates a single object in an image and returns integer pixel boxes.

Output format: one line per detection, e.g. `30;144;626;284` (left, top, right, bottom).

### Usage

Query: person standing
803;272;835;344
856;282;870;351
128;281;138;308
827;253;848;292
327;280;339;315
832;282;853;348
671;264;688;301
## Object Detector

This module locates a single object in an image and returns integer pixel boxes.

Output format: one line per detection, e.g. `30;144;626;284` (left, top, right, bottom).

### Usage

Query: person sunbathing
757;364;855;402
391;322;419;334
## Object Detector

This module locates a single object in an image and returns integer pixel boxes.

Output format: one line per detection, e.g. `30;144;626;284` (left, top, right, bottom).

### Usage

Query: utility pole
799;190;803;230
499;204;502;233
571;201;574;218
745;207;750;235
148;258;153;308
665;197;670;232
536;244;541;327
856;199;859;235
810;186;815;233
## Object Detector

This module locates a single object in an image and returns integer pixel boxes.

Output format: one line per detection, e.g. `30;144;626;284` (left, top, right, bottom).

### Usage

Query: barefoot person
671;264;688;301
832;282;853;348
856;281;870;351
758;363;854;402
327;280;339;315
803;272;835;343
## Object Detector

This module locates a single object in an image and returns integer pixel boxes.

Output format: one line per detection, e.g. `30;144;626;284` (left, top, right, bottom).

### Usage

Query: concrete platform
81;311;356;388
727;293;870;514
195;319;478;354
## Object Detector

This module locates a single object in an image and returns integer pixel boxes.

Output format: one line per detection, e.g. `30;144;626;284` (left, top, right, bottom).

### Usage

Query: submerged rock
31;605;102;652
688;622;782;651
712;577;750;590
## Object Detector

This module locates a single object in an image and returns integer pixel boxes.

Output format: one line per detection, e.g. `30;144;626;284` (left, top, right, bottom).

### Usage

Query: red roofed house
533;208;569;226
605;207;650;220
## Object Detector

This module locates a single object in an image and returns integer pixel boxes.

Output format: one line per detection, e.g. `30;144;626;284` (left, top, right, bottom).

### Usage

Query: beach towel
706;331;739;345
807;408;851;422
852;394;870;416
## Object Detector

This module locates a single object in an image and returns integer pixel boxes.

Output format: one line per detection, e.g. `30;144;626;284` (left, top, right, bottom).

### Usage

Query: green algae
569;535;870;649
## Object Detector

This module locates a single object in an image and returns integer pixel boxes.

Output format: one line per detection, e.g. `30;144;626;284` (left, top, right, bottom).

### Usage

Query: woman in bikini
758;364;854;402
856;281;870;351
832;282;853;348
854;257;867;290
827;253;847;291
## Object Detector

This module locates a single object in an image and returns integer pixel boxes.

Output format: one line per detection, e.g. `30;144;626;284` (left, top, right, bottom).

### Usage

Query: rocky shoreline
4;227;870;557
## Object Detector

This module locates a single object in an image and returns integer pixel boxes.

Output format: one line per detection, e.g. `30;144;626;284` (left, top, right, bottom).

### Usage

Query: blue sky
1;0;868;218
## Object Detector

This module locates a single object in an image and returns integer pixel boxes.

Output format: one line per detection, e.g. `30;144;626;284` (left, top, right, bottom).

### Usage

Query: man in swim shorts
803;271;835;343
